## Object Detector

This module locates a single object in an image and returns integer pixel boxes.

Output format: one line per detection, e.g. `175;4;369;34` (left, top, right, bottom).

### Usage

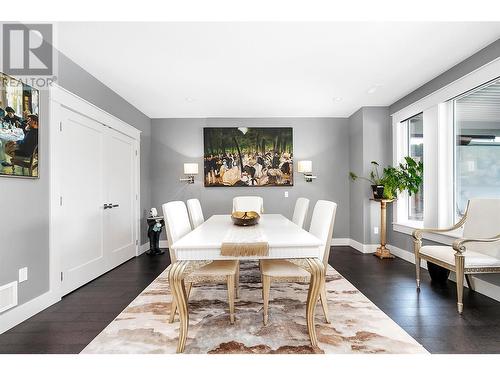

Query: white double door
59;107;138;295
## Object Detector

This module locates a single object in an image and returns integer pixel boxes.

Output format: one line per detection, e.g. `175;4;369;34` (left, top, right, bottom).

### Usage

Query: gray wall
151;117;351;239
348;107;391;244
348;109;365;243
390;38;500;114
0;88;51;307
0;44;151;311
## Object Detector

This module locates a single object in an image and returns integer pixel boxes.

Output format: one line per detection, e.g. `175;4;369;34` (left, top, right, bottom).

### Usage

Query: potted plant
349;161;386;199
349;157;423;200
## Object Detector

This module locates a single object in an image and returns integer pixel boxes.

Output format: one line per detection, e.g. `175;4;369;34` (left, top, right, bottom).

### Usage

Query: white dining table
170;213;324;353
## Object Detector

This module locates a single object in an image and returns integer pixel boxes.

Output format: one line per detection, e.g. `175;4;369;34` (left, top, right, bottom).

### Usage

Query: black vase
371;185;385;199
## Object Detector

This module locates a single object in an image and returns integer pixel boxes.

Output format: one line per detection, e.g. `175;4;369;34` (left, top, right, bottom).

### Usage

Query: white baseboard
331;238;350;246
341;239;377;254
0;290;60;334
387;244;500;303
138;242;149;255
159;240;169;249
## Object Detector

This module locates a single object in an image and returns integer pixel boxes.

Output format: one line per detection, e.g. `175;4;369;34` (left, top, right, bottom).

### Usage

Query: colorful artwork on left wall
0;72;39;178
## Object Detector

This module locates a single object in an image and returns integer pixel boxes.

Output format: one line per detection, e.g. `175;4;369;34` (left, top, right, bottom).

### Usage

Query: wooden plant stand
370;198;395;259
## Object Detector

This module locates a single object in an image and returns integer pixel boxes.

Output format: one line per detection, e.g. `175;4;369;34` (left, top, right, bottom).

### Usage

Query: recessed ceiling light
367;85;381;94
333;97;343;102
185;97;194;102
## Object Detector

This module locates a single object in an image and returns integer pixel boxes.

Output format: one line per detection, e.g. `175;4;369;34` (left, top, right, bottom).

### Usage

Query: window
454;78;500;218
406;113;424;221
392;59;500;236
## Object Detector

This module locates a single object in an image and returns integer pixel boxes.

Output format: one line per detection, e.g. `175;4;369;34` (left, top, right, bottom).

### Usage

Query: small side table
370;198;395;259
146;216;165;256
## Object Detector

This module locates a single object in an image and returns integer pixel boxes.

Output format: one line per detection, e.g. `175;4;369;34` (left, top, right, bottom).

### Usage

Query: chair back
232;196;264;213
292;197;310;228
463;199;500;258
187;198;205;229
161;201;192;263
309;200;337;267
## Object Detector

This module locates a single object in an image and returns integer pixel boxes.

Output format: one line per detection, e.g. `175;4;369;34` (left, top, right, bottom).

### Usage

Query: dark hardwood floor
0;252;171;354
329;247;500;354
1;246;499;354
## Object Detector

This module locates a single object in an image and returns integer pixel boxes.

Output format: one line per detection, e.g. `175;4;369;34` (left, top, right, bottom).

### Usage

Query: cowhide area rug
82;261;427;354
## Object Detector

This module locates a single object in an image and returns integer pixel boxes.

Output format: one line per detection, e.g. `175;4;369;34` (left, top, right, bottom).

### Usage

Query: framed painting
203;127;293;187
0;72;39;178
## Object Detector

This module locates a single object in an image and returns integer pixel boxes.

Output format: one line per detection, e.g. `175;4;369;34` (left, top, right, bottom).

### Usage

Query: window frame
390;57;500;239
406;113;424;221
452;77;500;222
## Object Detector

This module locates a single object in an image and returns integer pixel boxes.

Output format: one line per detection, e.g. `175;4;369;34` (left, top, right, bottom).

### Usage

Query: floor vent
0;281;18;313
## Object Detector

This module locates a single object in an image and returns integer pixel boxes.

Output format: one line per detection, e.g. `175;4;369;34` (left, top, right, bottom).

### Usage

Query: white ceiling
56;22;500;118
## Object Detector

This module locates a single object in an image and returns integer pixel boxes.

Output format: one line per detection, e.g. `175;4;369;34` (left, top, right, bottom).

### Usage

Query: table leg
168;260;212;353
288;258;325;348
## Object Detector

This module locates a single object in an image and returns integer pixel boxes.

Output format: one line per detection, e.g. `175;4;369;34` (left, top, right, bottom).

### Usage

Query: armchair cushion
420;245;500;268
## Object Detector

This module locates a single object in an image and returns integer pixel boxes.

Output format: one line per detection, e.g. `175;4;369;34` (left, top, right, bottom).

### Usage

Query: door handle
111;204;119;208
103;203;112;209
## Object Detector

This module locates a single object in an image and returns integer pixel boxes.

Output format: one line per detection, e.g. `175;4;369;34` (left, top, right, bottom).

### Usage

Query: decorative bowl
231;211;260;226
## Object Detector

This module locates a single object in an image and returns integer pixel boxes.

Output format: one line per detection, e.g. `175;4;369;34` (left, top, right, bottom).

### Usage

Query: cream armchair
413;198;500;314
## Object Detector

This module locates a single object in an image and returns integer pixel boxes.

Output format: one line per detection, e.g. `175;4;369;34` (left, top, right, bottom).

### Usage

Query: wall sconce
298;160;317;182
180;163;198;184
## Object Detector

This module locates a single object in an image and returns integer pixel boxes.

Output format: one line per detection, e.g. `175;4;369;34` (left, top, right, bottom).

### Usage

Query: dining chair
232;196;264;213
162;200;239;324
186;198;205;229
260;200;337;325
292;197;310;228
413;198;500;313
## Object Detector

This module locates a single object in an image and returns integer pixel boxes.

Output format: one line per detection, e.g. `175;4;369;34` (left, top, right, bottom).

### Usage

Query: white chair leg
262;275;271;326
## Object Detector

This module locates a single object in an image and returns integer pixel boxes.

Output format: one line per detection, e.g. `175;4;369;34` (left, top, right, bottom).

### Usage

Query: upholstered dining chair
413;198;500;314
232;196;264;214
260;200;337;325
186;198;205;229
292;197;310;228
162;201;240;324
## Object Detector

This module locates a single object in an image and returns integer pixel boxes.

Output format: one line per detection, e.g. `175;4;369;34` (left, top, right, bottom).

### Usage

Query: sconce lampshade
184;163;199;175
297;160;312;173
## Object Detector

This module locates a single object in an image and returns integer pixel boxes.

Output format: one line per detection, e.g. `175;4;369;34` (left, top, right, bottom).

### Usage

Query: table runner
220;224;269;256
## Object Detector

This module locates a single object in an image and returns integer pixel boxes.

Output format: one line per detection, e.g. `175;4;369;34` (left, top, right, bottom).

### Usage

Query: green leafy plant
349;161;383;185
349;157;423;199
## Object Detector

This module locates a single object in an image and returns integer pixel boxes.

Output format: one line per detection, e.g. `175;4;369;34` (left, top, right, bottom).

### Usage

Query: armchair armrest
452;234;500;254
412;215;467;241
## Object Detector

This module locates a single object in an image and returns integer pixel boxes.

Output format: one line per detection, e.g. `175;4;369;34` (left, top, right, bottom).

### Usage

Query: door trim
49;84;141;300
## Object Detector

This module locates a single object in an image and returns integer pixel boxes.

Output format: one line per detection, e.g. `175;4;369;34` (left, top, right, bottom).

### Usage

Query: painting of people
203;127;293;187
0;72;39;178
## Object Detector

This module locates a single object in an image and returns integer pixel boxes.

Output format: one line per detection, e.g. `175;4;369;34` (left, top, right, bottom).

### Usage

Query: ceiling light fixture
367;85;381;94
333;97;343;102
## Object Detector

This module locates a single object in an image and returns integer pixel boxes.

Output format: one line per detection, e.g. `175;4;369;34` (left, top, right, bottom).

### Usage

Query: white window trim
392;57;500;236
